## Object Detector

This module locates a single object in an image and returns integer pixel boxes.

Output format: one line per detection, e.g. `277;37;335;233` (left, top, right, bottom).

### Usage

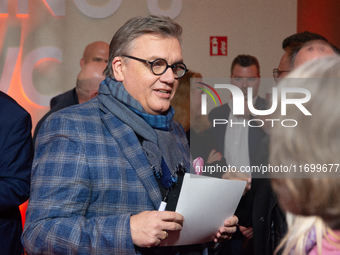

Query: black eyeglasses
273;68;290;80
122;55;188;79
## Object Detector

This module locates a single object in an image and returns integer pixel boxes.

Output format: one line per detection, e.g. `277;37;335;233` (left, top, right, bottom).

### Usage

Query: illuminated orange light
19;201;28;230
16;14;29;18
35;57;61;67
43;0;56;16
3;0;60;130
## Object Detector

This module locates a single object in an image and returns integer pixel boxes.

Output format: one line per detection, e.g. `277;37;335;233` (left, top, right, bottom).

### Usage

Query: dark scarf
97;77;186;190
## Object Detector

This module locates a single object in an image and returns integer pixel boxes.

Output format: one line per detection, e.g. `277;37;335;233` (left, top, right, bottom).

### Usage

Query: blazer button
260;217;264;222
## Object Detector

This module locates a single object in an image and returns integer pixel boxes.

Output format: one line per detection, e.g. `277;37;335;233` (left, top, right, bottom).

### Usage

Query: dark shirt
50;89;76;109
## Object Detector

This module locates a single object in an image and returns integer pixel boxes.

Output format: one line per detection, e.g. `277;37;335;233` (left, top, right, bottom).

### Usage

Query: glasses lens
151;59;167;75
174;63;186;78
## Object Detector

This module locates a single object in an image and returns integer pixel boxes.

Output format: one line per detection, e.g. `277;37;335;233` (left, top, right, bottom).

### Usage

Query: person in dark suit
208;100;267;167
208;55;267;255
33;61;106;144
50;41;109;109
208;55;267;170
0;91;33;255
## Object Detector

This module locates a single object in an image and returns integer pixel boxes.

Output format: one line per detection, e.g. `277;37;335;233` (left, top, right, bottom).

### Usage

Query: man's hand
213;215;238;243
130;211;184;247
239;225;253;239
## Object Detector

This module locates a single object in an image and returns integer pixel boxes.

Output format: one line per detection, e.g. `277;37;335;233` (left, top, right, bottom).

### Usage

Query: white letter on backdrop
17;0;28;15
21;47;62;107
147;0;182;19
73;0;122;19
17;0;65;16
0;0;8;14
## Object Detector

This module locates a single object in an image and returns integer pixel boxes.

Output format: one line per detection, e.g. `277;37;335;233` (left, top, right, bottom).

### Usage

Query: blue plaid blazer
22;96;192;254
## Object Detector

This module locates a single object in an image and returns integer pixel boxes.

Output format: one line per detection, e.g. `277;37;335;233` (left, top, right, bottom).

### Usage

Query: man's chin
146;105;170;115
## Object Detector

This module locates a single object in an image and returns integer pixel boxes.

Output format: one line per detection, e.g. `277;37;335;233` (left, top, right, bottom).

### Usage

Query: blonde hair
271;56;340;254
275;215;340;255
171;71;211;133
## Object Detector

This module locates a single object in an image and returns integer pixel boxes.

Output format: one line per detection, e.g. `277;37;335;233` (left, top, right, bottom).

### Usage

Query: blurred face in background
275;51;291;82
81;41;109;68
231;64;260;100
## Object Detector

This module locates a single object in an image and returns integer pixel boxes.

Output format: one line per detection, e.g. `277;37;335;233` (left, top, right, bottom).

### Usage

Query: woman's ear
112;56;124;81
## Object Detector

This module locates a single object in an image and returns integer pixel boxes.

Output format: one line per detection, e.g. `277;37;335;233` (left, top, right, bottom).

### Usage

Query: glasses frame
122;55;188;79
273;68;290;79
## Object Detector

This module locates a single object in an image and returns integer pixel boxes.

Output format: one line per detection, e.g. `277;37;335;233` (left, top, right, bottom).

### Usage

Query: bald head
80;41;109;68
76;61;106;103
293;40;336;69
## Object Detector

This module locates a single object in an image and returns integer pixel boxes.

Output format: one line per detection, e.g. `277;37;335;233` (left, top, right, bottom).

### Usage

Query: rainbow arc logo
196;82;222;106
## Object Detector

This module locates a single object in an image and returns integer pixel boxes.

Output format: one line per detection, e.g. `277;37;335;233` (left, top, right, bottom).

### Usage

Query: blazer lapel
100;111;162;210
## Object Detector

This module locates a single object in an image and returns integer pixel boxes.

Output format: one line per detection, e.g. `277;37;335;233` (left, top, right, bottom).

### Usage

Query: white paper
161;173;246;246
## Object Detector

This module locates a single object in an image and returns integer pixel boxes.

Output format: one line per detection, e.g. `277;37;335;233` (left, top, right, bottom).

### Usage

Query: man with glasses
23;15;237;254
273;31;328;83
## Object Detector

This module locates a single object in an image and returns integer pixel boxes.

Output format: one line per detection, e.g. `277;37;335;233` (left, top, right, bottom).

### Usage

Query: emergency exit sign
210;36;227;56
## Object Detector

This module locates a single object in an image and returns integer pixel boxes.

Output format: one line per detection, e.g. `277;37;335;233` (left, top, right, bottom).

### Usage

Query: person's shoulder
50;89;75;106
43;97;101;129
208;103;230;118
0;91;30;117
256;96;268;110
51;89;78;110
38;98;102;139
56;89;74;97
210;103;230;112
54;97;99;116
308;239;340;255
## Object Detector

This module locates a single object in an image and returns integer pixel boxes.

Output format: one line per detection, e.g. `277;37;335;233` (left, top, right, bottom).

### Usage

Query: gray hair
103;15;183;77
